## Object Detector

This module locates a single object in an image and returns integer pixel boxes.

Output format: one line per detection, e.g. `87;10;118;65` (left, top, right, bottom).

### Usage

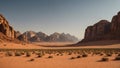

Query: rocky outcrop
111;11;120;39
80;11;120;43
82;20;111;42
0;14;16;39
17;34;27;42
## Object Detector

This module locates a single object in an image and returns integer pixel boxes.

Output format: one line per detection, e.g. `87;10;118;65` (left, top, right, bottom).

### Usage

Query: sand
0;52;120;68
0;42;120;68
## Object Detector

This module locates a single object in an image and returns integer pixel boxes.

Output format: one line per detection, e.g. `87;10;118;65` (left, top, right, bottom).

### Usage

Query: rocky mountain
0;14;16;42
16;31;21;37
46;33;78;42
79;11;120;43
18;31;78;42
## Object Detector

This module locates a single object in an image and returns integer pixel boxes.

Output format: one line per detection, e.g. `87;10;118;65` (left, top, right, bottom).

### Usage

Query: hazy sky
0;0;120;39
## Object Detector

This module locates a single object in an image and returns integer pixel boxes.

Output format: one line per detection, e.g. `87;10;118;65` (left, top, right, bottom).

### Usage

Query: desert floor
0;42;120;68
0;51;120;68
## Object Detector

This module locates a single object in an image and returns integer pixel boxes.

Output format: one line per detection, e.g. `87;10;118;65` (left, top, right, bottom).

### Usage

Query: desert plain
0;41;120;68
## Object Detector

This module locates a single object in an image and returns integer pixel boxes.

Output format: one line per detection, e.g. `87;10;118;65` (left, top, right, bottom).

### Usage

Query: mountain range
17;31;78;42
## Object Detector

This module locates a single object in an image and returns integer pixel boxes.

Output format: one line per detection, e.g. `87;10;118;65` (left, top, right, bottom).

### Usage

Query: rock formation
80;11;120;43
111;11;120;39
0;14;16;40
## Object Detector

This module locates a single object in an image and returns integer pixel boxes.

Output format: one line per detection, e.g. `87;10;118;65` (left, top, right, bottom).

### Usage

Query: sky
0;0;120;39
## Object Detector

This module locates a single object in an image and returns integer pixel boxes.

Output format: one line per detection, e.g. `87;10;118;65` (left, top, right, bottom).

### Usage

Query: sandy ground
0;42;120;49
0;52;120;68
0;41;120;68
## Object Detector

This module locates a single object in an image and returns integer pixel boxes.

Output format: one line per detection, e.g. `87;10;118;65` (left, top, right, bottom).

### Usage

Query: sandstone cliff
0;14;16;41
80;11;120;43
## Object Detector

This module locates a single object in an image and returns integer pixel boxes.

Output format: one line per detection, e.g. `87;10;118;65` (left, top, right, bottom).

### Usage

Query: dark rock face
0;14;16;39
82;20;111;42
80;11;120;43
111;11;120;39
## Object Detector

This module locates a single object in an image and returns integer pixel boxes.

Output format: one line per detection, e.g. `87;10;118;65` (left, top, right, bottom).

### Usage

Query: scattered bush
118;54;120;56
114;56;120;60
101;57;109;61
29;58;35;61
48;56;53;58
6;51;13;56
26;52;31;57
106;54;112;56
70;57;76;59
15;52;21;56
76;55;81;58
82;54;88;57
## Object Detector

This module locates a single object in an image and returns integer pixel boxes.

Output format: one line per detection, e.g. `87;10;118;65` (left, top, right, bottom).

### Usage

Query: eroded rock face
0;14;16;39
80;11;120;43
111;11;120;39
17;34;27;42
82;20;110;42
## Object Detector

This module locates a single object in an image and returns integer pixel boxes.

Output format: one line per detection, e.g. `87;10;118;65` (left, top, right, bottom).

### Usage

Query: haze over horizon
0;0;120;39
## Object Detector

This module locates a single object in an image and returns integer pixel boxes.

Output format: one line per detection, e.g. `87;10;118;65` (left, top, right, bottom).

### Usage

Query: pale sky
0;0;120;39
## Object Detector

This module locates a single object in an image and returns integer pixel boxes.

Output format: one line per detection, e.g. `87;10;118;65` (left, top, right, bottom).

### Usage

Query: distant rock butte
79;11;120;43
0;14;16;41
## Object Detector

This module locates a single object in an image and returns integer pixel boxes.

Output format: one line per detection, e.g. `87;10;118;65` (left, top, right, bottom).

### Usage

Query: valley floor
0;52;120;68
0;42;120;68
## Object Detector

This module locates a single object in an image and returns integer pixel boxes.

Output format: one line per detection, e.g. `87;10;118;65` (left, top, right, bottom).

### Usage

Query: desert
0;0;120;68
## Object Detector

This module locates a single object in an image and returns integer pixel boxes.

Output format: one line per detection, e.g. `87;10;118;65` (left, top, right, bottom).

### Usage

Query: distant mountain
18;31;78;42
46;32;78;42
78;11;120;43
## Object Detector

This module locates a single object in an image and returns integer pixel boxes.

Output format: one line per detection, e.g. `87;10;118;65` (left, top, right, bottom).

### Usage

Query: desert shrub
70;57;76;59
38;55;42;58
26;52;31;57
15;52;21;56
82;54;88;57
6;51;13;56
76;55;81;58
37;53;42;58
56;53;60;56
68;53;72;55
3;44;7;46
106;54;112;56
100;53;104;56
29;58;35;61
114;56;120;60
21;51;25;55
48;56;53;58
101;57;109;61
118;54;120;56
